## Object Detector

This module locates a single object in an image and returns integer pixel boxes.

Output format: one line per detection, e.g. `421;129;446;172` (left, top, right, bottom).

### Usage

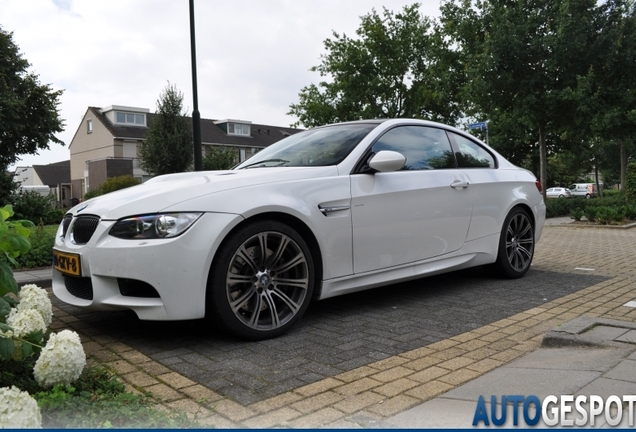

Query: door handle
450;180;469;189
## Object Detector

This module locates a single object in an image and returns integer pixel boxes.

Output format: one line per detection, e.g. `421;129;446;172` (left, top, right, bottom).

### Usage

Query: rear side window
449;132;496;168
372;126;456;170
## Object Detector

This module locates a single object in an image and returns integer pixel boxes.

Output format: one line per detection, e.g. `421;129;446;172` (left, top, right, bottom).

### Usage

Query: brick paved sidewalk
47;225;636;427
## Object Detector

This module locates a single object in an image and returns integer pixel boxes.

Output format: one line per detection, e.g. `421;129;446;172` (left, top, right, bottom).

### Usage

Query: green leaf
0;296;11;320
0;322;13;332
16;219;35;228
0;262;17;296
21;340;33;358
0;205;13;223
0;336;15;360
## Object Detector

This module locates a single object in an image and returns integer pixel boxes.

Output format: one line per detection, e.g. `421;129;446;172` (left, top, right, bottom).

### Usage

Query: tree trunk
538;122;547;200
621;142;627;191
594;158;602;198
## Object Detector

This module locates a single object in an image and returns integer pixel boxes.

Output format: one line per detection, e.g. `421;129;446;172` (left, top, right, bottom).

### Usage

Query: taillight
535;180;542;193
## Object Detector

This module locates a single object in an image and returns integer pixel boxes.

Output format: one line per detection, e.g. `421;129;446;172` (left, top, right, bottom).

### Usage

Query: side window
450;132;495;168
372;126;455;170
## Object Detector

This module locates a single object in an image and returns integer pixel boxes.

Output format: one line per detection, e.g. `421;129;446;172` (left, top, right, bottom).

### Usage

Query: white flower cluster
0;385;42;428
5;308;46;338
18;284;53;326
34;330;86;388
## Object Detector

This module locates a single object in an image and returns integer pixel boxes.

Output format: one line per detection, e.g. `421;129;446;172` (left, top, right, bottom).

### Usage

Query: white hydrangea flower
0;385;42;428
34;330;86;388
6;308;47;338
18;284;53;326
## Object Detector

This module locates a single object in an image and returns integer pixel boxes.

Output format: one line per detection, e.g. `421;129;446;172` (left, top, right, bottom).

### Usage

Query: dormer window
116;111;145;126
228;122;250;136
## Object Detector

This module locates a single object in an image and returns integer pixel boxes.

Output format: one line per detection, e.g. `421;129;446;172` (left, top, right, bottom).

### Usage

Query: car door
350;125;473;274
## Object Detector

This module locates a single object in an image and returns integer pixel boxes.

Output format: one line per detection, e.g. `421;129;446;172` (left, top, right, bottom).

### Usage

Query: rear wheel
207;220;314;340
491;208;535;279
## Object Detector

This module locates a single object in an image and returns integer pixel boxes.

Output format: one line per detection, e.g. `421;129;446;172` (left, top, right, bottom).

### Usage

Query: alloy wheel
504;212;534;273
225;231;309;331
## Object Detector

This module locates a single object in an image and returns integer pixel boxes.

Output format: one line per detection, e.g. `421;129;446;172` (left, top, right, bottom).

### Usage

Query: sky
3;0;443;170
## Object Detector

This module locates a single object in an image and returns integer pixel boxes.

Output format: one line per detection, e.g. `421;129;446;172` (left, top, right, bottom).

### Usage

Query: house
69;105;302;200
13;160;71;208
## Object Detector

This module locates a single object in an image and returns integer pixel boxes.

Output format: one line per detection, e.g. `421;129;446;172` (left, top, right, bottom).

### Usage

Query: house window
240;149;246;161
116;111;145;126
228;123;250;136
87;119;93;134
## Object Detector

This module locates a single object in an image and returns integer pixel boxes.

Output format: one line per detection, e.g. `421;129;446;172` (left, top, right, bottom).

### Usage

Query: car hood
71;167;338;220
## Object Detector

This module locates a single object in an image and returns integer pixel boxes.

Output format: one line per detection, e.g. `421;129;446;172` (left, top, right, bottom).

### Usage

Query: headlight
109;213;203;239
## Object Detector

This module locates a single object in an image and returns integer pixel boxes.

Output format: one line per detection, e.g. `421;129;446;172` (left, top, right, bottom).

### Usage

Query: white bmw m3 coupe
53;119;546;339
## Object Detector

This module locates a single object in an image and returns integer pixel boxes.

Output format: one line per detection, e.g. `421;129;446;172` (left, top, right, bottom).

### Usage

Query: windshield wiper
240;159;289;169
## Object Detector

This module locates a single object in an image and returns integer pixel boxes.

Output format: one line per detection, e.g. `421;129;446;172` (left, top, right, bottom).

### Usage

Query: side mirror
368;150;406;172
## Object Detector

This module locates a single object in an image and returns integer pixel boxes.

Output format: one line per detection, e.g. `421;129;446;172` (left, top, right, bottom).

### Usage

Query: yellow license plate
53;250;81;277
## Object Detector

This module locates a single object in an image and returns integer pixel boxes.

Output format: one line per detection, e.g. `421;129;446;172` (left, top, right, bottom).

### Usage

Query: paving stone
409;366;450;383
373;378;420;397
334;377;382;396
294;377;344;397
122;371;159;388
144;383;182;402
249;391;303;413
158;372;197;389
290;391;344;414
242;407;301;428
46;223;630;422
286;407;345;428
179;384;224;405
366;394;421;417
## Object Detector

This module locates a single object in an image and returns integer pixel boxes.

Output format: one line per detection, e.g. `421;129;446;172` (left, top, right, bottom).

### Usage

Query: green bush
32;367;199;428
11;190;63;225
603;189;622;197
569;208;584;221
203;147;238;170
84;175;141;200
584;206;598;223
14;223;56;269
627;162;636;204
0;360;199;428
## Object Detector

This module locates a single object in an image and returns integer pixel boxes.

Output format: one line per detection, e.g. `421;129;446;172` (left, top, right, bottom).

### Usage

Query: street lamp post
189;0;202;171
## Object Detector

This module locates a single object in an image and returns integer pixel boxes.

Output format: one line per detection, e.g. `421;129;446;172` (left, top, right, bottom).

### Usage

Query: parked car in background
52;119;546;340
569;183;598;198
545;187;572;198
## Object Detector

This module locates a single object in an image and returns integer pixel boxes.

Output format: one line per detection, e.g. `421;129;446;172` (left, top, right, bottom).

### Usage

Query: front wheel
207;220;315;340
490;208;535;279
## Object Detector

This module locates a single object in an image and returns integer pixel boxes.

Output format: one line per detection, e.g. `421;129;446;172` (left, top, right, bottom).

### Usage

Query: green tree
202;147;238;170
83;175;140;200
138;83;193;176
572;0;636;190
288;4;464;127
440;0;601;196
0;27;64;170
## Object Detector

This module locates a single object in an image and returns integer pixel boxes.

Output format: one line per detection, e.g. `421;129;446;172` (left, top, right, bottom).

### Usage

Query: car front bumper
52;212;243;320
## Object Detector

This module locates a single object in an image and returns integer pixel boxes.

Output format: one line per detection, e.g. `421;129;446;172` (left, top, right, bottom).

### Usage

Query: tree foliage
83;175;141;200
202;147;238;171
138;83;193;176
288;4;464;127
0;27;64;170
440;0;602;195
289;2;636;191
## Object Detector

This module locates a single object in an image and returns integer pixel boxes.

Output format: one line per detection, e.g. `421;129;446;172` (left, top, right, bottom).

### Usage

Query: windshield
235;123;378;169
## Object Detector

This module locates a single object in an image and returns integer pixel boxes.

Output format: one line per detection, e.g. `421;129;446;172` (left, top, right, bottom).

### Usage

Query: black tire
490;207;535;279
558;194;564;198
207;220;315;340
585;194;591;199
